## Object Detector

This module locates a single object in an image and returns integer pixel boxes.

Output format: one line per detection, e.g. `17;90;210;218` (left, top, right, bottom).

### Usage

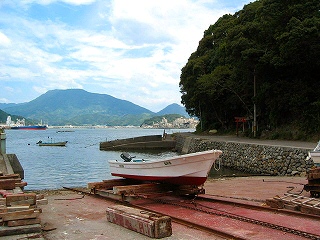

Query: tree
179;0;320;138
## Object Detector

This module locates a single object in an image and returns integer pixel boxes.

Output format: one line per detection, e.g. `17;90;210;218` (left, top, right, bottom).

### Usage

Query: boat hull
109;150;222;185
10;125;47;130
37;141;67;146
309;151;320;165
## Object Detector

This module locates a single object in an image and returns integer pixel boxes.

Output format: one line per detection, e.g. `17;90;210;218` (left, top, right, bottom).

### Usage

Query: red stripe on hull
111;173;207;186
10;126;47;130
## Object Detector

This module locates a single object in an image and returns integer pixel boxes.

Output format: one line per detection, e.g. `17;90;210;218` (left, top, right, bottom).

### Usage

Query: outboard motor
120;152;133;162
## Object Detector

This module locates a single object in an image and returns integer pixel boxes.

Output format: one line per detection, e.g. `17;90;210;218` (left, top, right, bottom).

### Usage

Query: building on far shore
141;117;199;129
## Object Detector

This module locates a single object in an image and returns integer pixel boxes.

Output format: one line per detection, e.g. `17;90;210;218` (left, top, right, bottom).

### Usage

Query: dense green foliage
179;0;320;139
0;109;34;125
141;114;185;126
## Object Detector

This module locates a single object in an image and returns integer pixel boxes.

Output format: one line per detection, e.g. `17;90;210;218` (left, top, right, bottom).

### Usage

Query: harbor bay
5;127;193;190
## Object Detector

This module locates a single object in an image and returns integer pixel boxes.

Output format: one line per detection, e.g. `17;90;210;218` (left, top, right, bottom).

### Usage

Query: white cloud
0;31;11;46
0;0;251;110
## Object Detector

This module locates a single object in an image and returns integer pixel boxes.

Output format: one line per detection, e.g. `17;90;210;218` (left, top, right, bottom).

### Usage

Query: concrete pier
100;134;176;151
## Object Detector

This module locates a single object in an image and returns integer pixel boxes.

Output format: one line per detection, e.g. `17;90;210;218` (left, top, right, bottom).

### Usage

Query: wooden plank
0;179;16;190
36;199;48;205
0;208;8;213
7;206;31;212
6;193;36;206
0;174;20;179
36;194;44;200
7;218;41;227
0;224;42;236
300;205;320;215
266;198;284;209
0;190;13;198
88;178;132;190
88;181;111;190
15;182;27;188
113;183;161;195
106;205;172;238
1;209;40;221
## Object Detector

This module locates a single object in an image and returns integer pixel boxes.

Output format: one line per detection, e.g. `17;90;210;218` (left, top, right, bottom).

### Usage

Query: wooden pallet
88;178;205;202
0;173;48;237
266;193;320;215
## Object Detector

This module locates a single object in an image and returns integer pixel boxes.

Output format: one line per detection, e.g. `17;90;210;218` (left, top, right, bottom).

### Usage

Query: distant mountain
1;89;188;126
2;89;154;126
0;103;18;109
156;103;189;117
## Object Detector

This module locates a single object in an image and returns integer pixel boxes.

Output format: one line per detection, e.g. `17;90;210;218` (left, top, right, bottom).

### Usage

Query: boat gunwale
108;150;222;166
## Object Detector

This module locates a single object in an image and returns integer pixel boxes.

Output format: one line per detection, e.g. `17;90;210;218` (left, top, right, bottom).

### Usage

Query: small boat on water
309;141;320;166
36;140;68;147
108;149;222;186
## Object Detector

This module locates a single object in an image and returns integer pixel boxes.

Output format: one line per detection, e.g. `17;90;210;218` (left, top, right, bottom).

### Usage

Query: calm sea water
5;127;194;190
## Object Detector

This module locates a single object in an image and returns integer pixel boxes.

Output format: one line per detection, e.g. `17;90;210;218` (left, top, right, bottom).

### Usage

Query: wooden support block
88;182;109;190
36;194;44;200
0;198;5;206
300;205;320;215
266;198;284;209
36;199;48;205
113;183;161;195
7;218;41;227
0;174;20;179
15;182;27;188
6;193;36;206
283;204;300;211
7;206;31;212
0;208;8;213
88;179;132;190
0;179;16;190
0;190;10;197
0;224;42;236
106;205;172;238
1;209;40;221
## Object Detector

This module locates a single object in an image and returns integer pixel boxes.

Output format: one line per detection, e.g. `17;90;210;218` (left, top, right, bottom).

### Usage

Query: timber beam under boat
87;178;205;202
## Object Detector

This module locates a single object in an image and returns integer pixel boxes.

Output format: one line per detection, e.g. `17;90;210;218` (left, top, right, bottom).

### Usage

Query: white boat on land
108;150;222;186
309;141;320;166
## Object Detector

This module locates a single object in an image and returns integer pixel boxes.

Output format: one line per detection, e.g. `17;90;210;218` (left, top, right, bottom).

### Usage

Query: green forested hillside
179;0;320;140
0;109;33;125
2;89;154;126
1;89;188;126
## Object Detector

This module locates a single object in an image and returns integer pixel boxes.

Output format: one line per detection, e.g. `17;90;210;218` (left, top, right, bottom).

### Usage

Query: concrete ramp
100;135;176;151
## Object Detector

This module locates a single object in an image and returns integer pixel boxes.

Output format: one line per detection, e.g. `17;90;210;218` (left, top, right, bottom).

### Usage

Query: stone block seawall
174;134;315;176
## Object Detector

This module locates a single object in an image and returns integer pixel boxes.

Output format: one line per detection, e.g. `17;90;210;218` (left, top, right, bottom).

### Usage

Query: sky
0;0;252;112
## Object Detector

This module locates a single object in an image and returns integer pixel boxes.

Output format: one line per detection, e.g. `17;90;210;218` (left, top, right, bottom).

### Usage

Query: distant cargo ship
5;116;47;130
10;125;47;130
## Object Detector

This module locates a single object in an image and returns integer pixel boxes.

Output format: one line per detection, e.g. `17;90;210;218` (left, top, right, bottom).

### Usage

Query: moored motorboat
108;149;222;186
36;140;68;146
